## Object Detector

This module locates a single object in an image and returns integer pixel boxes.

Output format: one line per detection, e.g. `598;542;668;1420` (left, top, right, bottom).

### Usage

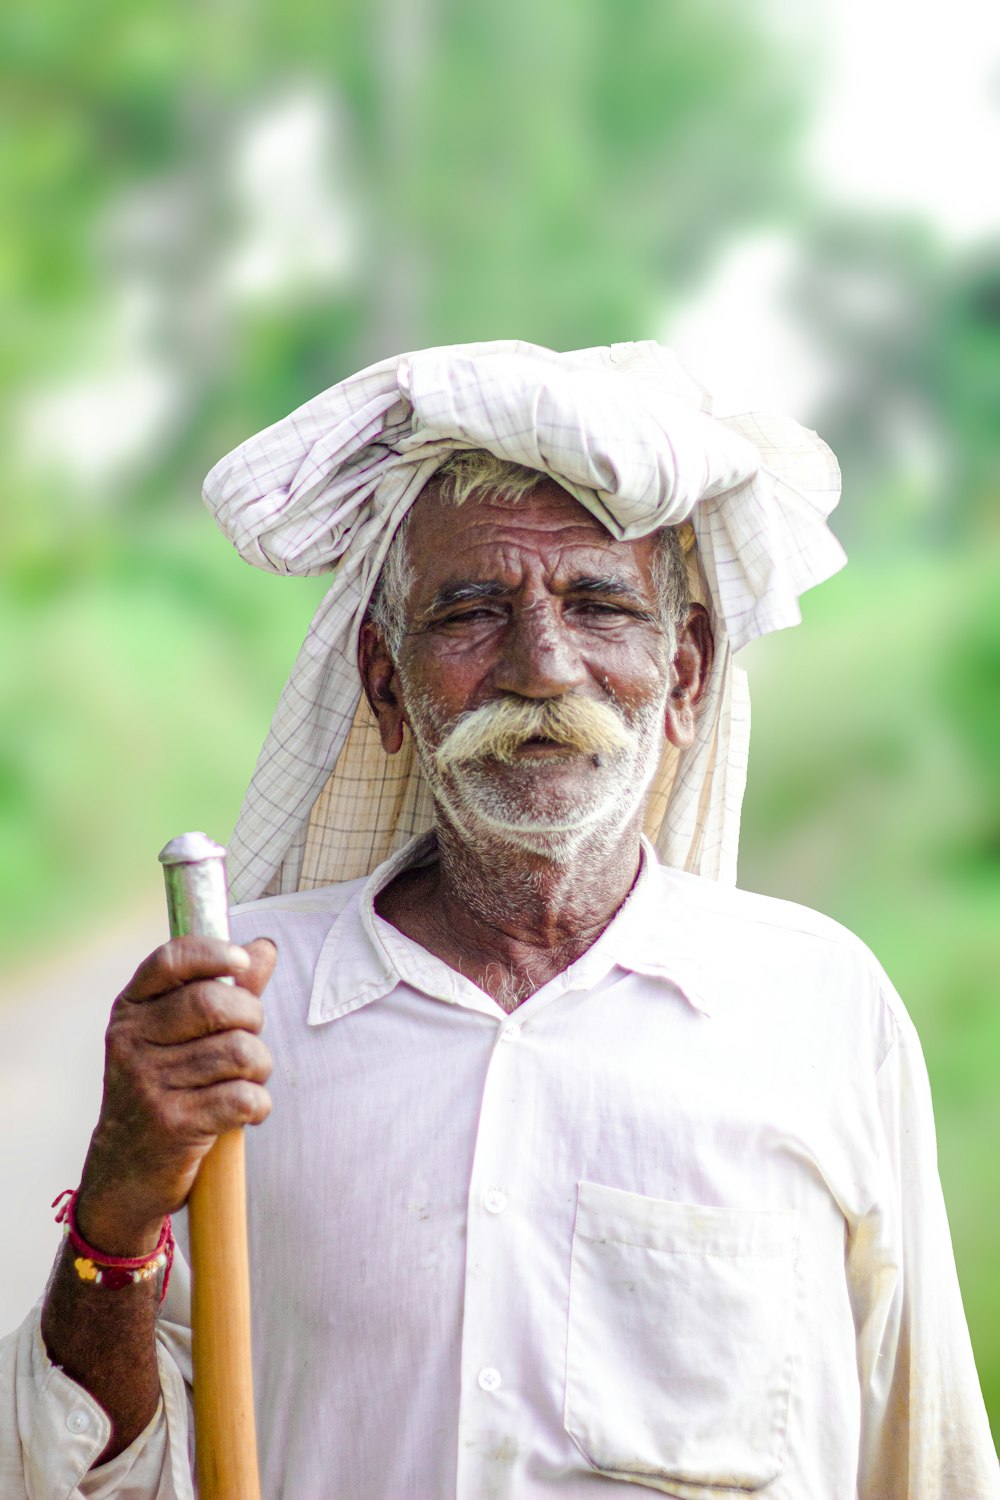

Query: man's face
366;480;686;852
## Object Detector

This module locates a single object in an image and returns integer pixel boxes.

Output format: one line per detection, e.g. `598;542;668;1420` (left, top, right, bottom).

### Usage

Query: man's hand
75;935;276;1256
40;935;275;1466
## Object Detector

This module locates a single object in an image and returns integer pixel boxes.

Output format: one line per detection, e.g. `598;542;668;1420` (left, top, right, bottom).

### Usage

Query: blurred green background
3;0;998;1440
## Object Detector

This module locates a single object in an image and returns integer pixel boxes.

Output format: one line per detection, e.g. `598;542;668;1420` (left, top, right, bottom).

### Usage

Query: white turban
203;339;844;902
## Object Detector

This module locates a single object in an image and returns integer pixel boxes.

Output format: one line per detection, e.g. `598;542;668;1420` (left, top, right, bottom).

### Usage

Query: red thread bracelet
53;1190;174;1303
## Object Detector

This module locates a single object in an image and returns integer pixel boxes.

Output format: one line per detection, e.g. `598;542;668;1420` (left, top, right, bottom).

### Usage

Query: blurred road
0;901;167;1337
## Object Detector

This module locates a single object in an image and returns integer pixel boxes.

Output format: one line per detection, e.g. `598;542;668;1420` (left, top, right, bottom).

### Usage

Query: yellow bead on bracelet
53;1190;175;1301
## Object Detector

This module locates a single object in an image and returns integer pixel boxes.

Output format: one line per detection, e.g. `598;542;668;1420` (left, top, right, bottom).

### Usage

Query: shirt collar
564;837;712;1015
308;831;711;1026
308;831;438;1026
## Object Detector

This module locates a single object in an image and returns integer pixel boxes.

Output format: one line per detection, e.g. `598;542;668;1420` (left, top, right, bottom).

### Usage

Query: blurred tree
741;215;1000;1434
1;0;815;948
1;0;813;953
3;0;810;544
930;245;1000;536
789;216;1000;547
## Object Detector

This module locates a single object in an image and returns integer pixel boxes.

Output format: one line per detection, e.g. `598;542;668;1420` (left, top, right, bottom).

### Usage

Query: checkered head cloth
204;339;844;901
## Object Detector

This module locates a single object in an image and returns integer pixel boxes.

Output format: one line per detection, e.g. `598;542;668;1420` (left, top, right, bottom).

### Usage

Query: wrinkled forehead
403;475;660;584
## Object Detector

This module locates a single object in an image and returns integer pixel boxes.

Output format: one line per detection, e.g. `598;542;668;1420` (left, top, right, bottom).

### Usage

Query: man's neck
375;814;644;1012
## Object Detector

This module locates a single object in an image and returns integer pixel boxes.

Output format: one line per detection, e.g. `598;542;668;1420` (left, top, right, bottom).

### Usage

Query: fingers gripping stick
159;834;261;1500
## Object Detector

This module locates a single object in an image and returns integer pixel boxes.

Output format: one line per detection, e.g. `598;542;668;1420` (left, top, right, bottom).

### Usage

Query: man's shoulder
654;865;911;1060
658;863;902;1003
665;866;870;954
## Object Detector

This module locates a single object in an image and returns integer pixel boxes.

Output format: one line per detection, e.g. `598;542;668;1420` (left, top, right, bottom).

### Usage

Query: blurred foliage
1;0;998;1442
740;551;1000;1437
788;217;1000;548
2;0;811;950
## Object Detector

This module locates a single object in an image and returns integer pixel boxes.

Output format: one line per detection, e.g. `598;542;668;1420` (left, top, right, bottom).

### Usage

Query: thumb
238;936;279;997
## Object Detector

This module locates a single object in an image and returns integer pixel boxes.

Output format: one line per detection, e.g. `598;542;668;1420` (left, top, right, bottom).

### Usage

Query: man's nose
493;601;588;699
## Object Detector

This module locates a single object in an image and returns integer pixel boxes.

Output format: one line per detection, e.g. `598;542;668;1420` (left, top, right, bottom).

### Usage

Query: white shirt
2;836;996;1499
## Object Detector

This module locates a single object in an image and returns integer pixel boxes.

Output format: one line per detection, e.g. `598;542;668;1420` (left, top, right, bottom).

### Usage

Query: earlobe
664;689;696;751
663;604;714;751
358;620;407;755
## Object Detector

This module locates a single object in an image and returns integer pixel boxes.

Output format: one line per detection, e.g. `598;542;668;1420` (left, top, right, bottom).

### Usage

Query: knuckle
240;1036;272;1084
197;1079;271;1135
232;991;265;1033
133;1062;168;1115
228;1080;262;1123
188;982;220;1033
104;994;127;1031
151;939;186;988
188;979;236;1036
146;1094;175;1136
227;1032;271;1083
248;1083;272;1125
226;1030;254;1071
105;995;141;1045
231;1078;256;1112
103;1021;130;1065
255;1042;274;1084
104;1035;146;1093
157;1095;192;1143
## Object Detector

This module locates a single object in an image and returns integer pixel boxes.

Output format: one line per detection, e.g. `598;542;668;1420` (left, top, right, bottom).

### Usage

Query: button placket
456;1021;526;1491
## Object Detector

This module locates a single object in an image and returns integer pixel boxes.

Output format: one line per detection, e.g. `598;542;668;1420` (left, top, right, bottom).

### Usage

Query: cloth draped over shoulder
203;339;845;903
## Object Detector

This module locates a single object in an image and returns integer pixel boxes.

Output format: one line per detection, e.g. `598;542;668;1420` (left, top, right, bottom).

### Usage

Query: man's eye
439;606;500;625
570;600;628;617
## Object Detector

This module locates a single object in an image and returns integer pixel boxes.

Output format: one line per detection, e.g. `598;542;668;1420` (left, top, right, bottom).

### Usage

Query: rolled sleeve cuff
10;1307;193;1500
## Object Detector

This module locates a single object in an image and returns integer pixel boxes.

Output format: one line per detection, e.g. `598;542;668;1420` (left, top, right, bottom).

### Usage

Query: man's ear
358;620;407;755
664;603;714;751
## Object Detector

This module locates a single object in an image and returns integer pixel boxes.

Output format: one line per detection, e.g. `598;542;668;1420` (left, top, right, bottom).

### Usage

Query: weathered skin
40;477;711;1465
360;480;712;1007
41;936;276;1461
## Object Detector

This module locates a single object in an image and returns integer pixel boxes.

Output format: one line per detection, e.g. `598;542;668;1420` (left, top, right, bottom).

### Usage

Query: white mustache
434;695;634;769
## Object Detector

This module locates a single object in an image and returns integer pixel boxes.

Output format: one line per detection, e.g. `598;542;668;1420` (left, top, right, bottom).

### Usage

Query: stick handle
159;834;261;1500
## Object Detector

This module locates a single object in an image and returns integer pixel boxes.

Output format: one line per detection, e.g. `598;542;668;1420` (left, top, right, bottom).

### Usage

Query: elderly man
2;342;997;1498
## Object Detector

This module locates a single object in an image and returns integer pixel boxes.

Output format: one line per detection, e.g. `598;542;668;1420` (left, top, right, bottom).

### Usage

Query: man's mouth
514;734;573;753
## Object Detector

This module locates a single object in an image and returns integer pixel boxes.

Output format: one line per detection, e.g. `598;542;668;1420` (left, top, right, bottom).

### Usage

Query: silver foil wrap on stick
158;832;232;947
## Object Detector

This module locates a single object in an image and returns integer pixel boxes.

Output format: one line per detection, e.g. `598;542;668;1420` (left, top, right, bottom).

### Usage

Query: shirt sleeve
849;996;999;1498
0;1249;195;1500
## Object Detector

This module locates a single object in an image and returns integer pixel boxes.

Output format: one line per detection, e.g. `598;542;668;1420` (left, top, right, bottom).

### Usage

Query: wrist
54;1189;174;1300
73;1183;167;1258
78;1127;183;1255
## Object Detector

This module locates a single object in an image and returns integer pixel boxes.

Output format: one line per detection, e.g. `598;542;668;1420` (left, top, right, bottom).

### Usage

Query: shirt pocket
564;1181;799;1497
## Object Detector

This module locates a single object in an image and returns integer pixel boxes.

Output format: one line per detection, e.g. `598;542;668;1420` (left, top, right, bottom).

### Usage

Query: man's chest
242;974;871;1498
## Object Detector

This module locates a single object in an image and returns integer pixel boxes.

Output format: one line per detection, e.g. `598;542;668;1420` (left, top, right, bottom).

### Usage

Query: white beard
404;688;669;859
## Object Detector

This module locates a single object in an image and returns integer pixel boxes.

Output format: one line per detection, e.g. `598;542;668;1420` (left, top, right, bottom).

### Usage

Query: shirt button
483;1188;508;1214
499;1022;521;1042
66;1409;91;1434
478;1366;502;1392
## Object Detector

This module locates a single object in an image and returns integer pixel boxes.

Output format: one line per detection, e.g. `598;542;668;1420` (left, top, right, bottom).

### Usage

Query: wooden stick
188;1129;260;1499
159;834;261;1500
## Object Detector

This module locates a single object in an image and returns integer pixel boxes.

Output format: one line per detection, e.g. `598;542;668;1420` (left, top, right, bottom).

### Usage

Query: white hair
367;449;689;654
